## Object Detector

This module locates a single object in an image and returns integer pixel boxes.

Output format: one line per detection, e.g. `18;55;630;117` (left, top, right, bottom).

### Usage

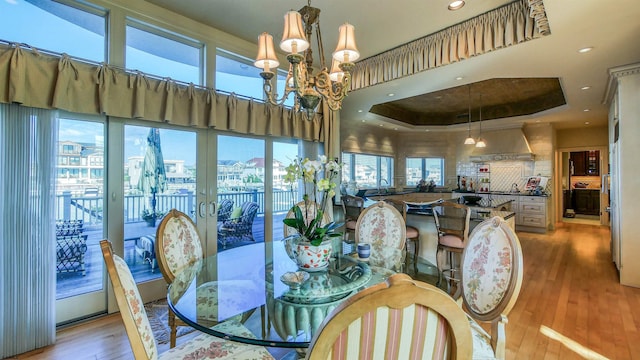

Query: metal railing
56;189;294;224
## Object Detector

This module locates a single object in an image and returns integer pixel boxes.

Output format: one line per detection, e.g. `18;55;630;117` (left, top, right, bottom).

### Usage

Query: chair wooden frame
432;201;471;297
460;216;523;360
306;273;473;360
101;240;156;359
155;208;204;348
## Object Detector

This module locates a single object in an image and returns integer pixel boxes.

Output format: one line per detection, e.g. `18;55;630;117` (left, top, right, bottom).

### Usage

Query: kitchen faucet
379;179;389;194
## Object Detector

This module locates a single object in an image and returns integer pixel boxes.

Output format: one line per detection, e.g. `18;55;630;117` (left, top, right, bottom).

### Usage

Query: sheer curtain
0;103;57;357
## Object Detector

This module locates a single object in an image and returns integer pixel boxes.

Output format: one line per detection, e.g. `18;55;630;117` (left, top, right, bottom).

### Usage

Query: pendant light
464;85;476;145
475;93;487;148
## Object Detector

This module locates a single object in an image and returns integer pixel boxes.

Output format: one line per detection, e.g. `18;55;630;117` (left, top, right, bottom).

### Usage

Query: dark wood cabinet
573;189;600;215
570;151;599;176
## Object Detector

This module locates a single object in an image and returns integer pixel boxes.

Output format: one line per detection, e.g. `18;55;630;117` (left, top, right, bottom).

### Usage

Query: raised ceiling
143;0;640;130
369;78;566;126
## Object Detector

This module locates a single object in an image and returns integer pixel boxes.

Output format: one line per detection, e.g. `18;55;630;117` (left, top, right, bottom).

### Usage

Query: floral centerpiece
283;155;343;270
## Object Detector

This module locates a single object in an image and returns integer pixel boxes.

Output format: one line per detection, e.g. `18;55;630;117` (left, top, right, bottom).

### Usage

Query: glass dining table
167;240;394;356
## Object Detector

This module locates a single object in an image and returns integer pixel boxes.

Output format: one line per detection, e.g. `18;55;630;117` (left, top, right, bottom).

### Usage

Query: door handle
199;201;206;218
209;201;216;217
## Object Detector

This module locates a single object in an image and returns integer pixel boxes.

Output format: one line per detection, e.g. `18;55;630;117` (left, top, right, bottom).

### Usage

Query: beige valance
0;43;328;143
350;0;550;90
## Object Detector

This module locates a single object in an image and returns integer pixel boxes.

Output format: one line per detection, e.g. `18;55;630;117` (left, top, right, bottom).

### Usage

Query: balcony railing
55;189;294;223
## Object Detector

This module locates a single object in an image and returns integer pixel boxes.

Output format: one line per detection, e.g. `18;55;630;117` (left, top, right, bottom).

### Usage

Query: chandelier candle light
254;1;360;118
464;85;476;145
476;94;487;148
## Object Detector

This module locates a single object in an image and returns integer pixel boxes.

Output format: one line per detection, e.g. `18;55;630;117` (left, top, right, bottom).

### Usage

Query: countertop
361;189;549;198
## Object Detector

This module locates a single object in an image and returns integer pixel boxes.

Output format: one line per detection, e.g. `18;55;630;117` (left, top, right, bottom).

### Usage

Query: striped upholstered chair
99;240;274;360
460;216;523;360
306;273;472;360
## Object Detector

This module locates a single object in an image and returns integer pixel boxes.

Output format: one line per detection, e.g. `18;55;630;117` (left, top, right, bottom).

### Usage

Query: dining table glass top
167;240;387;349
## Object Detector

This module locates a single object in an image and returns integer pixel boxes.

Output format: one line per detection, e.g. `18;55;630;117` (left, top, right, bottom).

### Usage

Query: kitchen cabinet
573;189;600;215
516;196;549;233
570;151;599;176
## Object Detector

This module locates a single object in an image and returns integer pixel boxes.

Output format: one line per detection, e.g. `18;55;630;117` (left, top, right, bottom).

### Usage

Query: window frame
341;152;394;189
405;157;445;187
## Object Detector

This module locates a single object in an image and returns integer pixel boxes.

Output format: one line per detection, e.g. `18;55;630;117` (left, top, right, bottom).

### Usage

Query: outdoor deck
56;213;288;299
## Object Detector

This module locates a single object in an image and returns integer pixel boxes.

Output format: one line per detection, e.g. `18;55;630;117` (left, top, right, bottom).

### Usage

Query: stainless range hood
470;128;534;162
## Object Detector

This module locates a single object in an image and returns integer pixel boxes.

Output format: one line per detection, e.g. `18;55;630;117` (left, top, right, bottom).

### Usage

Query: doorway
559;148;607;226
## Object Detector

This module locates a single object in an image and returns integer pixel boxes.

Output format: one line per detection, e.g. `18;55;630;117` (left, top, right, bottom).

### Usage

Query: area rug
144;299;195;344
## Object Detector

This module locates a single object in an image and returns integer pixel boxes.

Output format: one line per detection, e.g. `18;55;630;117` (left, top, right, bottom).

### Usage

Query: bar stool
341;195;365;253
432;201;471;298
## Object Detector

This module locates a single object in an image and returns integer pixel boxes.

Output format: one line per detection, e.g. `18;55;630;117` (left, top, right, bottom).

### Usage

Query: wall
556;126;608;148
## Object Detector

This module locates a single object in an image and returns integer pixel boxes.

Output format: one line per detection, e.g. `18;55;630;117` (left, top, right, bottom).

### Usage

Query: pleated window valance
0;43;326;142
349;0;550;90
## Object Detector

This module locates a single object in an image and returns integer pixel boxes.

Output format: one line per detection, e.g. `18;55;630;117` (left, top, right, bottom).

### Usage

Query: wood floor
9;222;640;360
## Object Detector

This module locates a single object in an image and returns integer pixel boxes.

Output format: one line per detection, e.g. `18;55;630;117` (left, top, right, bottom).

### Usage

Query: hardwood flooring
9;222;640;360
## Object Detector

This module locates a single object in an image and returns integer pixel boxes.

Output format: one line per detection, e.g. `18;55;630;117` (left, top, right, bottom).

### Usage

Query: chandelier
254;1;360;118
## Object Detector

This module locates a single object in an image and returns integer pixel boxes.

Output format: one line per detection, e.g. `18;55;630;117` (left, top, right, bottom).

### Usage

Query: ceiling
143;0;640;131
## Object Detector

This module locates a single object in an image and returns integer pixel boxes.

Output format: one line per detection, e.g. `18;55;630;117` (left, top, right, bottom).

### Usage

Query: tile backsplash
457;160;543;192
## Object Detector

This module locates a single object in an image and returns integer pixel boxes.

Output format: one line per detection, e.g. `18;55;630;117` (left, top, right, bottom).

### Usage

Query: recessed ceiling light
583;109;590;112
361;119;366;122
357;109;363;113
455;76;463;80
536;120;541;123
581;86;591;90
387;93;395;97
379;124;384;127
448;1;465;11
585;121;590;125
578;47;593;53
394;128;398;130
425;129;430;132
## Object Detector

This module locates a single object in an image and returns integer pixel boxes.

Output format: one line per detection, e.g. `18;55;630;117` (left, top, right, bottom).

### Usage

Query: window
216;49;294;107
406;157;444;186
0;0;106;62
341;153;394;189
126;20;202;84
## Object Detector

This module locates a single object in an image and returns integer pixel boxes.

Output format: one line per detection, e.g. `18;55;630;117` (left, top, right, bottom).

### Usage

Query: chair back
341;195;365;222
306;273;473;360
155;209;204;284
355;201;406;270
461;216;523;321
284;200;331;237
217;198;234;222
238;201;259;225
100;240;158;360
432;202;471;243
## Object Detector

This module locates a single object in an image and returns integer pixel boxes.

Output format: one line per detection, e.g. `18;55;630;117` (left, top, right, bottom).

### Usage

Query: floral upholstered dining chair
355;201;406;272
155;209;204;348
460;216;524;360
99;240;274;360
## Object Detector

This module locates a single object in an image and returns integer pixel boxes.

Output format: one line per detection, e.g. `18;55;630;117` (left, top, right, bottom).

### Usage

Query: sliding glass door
55;115;108;323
